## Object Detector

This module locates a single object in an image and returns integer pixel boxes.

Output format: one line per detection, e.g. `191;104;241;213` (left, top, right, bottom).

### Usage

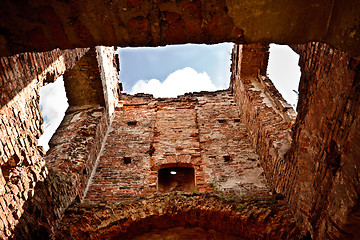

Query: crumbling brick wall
230;43;296;195
83;90;269;203
0;48;88;239
58;192;300;239
231;42;360;239
10;47;120;239
288;42;360;239
3;40;359;239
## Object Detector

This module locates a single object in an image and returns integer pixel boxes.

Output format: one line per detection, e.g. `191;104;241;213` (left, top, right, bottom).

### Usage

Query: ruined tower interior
0;0;360;239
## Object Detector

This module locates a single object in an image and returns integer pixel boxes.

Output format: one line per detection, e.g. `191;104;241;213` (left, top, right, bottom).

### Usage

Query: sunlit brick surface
84;90;269;203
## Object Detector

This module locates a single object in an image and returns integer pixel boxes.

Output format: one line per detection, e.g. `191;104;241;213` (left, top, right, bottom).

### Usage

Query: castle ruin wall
0;48;88;238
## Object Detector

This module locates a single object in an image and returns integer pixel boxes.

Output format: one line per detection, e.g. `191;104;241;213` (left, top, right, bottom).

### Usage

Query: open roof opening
38;76;69;151
117;43;233;98
267;44;301;110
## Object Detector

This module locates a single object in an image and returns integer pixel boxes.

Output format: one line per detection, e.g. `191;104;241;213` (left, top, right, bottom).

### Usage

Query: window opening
223;155;231;162
38;75;69;151
123;157;132;164
117;43;233;98
127;121;137;126
158;167;195;193
267;44;301;110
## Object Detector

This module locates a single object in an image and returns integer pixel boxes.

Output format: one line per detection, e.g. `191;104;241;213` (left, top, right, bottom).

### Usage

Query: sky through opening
117;43;233;97
38;43;301;151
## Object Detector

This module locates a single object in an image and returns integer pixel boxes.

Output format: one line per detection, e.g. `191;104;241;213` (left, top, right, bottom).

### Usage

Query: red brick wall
10;47;120;239
0;48;88;239
58;193;300;239
63;49;105;106
83;90;269;203
288;42;360;239
230;43;296;194
12;104;108;239
231;42;360;239
12;103;108;239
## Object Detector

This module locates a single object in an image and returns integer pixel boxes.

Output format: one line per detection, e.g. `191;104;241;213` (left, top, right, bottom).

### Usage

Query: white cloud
38;76;69;151
130;67;219;97
267;44;301;109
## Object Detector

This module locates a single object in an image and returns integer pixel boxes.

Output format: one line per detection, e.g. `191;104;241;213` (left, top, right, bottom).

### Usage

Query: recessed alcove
1;154;20;182
223;155;231;162
158;167;195;193
127;121;137;126
123;157;132;164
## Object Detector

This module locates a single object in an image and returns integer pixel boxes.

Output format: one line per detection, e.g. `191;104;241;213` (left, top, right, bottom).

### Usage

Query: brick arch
56;193;301;240
150;162;194;171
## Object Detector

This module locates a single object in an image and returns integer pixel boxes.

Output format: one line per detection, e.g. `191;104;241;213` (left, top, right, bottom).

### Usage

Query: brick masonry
230;43;296;195
288;43;360;239
0;48;88;239
0;1;359;58
0;40;359;239
231;42;360;239
58;192;300;239
10;47;120;239
63;49;105;107
83;90;269;203
96;46;121;117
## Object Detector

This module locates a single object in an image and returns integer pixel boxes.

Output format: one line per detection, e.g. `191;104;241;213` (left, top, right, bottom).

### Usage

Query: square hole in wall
158;167;195;193
123;157;132;164
127;121;137;126
223;155;231;162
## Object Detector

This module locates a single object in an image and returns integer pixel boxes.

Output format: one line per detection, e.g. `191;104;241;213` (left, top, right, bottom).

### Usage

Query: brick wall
58;192;300;239
231;42;360;239
3;41;358;239
230;43;296;194
0;48;88;239
63;49;105;106
288;42;360;239
11;103;108;239
1;0;359;59
196;91;269;197
11;47;120;238
83;90;269;203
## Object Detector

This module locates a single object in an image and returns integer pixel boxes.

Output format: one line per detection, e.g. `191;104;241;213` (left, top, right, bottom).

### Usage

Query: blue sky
267;44;300;108
38;43;300;150
117;43;300;106
117;43;233;93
